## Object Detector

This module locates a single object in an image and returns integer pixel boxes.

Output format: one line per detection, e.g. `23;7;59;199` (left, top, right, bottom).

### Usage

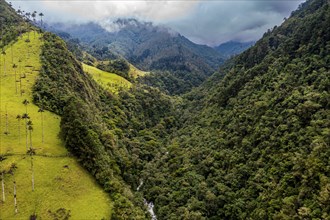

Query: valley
1;0;330;219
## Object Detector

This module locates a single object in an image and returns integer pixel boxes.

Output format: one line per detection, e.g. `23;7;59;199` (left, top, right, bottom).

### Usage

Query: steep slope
141;0;330;219
48;19;225;94
0;0;25;48
0;32;111;219
82;63;132;93
214;41;255;58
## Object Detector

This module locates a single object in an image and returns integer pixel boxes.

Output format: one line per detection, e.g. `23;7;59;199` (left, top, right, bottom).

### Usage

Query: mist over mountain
214;41;255;58
47;19;226;94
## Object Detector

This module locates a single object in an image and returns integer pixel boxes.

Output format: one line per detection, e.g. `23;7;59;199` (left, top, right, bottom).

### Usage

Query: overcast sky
9;0;305;46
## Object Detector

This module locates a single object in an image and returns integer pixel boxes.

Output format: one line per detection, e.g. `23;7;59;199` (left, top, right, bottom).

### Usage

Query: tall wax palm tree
39;13;44;28
22;99;29;114
21;113;30;151
17;8;23;37
27;121;35;191
4;104;9;135
1;171;5;202
27;120;33;150
38;108;45;144
31;11;37;37
13;64;18;94
2;50;6;76
8;163;18;214
32;11;37;24
16;114;21;144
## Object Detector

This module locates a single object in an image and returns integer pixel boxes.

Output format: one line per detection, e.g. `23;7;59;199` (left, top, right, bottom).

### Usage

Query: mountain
47;19;225;94
140;0;330;219
2;0;329;219
214;41;255;58
0;1;111;219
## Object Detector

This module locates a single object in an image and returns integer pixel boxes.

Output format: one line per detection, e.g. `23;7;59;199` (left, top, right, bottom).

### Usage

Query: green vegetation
0;0;25;48
1;156;111;219
0;31;111;219
129;63;148;78
140;0;330;219
83;63;131;93
96;59;131;81
51;19;224;95
34;31;155;219
2;0;329;219
30;0;330;219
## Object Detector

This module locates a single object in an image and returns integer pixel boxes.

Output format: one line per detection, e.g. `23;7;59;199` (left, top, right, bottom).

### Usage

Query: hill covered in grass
0;32;111;219
82;63;132;93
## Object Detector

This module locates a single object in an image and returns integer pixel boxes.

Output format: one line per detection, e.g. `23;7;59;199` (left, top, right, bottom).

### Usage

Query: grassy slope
82;63;131;93
0;33;111;219
128;63;148;78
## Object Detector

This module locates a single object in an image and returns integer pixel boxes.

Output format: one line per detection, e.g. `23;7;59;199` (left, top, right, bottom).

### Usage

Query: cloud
10;0;197;23
9;0;305;46
165;0;305;46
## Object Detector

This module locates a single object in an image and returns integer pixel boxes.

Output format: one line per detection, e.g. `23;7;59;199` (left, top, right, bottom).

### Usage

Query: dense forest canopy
1;0;329;219
140;0;330;219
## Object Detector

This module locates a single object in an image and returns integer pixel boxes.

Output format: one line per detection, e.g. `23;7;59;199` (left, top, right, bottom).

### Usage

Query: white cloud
164;0;305;45
11;0;197;23
9;0;305;46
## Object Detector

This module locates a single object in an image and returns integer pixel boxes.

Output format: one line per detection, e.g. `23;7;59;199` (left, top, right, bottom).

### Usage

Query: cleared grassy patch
0;32;111;219
129;63;148;78
82;63;131;93
1;155;111;219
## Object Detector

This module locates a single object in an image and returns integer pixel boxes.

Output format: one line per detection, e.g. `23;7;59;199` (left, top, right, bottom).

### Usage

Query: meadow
82;63;131;93
0;32;111;219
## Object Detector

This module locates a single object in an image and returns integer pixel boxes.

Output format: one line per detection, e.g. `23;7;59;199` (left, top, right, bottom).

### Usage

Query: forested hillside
141;0;330;219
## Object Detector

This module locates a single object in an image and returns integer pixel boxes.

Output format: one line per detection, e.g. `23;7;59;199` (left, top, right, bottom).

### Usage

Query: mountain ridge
141;0;330;218
214;41;255;58
47;19;225;94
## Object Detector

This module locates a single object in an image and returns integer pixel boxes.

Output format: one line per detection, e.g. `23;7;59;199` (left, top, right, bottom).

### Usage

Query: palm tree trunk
31;156;34;191
25;120;28;151
3;56;6;76
19;78;22;96
5;106;8;134
14;180;18;214
29;130;33;150
18;119;21;144
1;173;5;202
41;112;44;144
15;69;18;94
11;46;13;64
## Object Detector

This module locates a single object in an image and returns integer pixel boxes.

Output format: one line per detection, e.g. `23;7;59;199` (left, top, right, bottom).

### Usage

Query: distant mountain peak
214;41;255;58
99;17;178;37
